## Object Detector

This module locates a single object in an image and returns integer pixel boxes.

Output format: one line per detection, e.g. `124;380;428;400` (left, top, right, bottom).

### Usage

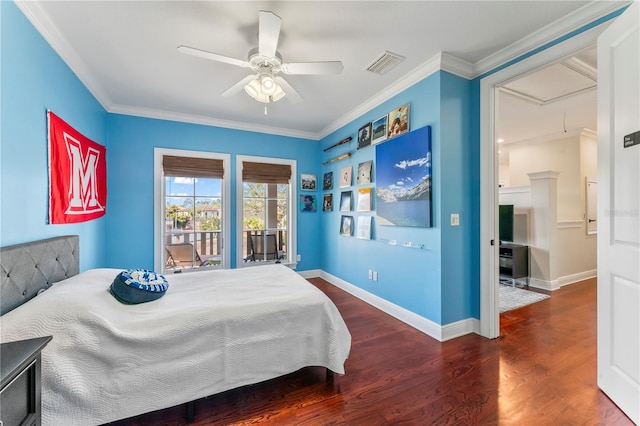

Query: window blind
163;155;224;179
242;162;291;184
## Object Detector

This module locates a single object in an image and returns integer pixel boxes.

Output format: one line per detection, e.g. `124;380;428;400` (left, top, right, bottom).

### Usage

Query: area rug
499;283;550;313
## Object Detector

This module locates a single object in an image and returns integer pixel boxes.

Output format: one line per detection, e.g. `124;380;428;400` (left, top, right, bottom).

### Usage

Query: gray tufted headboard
1;235;79;315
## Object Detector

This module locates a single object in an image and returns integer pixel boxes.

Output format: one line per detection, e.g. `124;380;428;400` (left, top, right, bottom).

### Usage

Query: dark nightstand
1;336;52;426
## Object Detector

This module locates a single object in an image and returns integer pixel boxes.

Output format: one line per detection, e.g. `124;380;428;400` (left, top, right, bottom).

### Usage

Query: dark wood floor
110;277;632;425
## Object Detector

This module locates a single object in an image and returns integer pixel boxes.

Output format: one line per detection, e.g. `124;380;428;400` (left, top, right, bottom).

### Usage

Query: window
154;149;230;272
237;156;296;267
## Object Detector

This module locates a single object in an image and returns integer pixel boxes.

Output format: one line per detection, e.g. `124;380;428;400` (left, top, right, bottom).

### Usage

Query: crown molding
472;1;629;77
505;127;596;146
110;104;318;140
15;0;629;142
318;52;443;139
440;53;475;79
15;1;114;112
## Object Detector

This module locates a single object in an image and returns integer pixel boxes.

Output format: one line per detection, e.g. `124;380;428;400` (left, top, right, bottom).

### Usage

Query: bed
0;236;351;425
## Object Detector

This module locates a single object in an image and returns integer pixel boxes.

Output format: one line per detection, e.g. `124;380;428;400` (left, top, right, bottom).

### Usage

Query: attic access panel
503;62;596;104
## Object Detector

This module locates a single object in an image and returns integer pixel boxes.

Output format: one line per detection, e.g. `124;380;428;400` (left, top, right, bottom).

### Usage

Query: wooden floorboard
108;277;632;425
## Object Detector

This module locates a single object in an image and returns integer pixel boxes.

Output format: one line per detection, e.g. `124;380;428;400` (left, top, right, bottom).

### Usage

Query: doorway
479;24;610;339
495;49;598;312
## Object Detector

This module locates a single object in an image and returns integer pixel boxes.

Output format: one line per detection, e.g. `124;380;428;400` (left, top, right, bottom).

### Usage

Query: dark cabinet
1;336;52;426
499;243;529;286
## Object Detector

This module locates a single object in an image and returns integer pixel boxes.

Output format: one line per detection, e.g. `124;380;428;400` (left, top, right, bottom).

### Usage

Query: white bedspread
0;265;351;425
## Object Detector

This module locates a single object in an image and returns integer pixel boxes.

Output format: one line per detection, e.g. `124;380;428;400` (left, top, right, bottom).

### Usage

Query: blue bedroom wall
319;70;476;325
0;1;108;270
105;114;320;270
3;0;626;331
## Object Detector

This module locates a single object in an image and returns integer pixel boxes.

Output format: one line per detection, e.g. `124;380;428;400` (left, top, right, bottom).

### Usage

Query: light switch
451;213;460;226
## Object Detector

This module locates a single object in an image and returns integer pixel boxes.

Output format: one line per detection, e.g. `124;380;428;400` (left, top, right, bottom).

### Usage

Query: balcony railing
164;229;287;270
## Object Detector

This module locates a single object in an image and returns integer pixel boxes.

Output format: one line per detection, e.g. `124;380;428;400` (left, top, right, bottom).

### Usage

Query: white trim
17;1;626;141
480;21;612;339
235;155;297;268
473;1;627;76
527;170;561;180
528;277;559;292
318;52;442;139
15;1;113;112
110;104;318;141
297;269;321;279
505;127;596;146
558;269;597;287
499;185;530;195
319;270;475;342
440;52;475;79
557;220;583;229
153;148;231;272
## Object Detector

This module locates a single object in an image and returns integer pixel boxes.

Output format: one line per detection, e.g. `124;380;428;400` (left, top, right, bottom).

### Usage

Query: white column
528;171;560;290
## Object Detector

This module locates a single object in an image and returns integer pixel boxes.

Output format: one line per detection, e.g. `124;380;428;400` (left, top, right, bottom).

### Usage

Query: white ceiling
498;47;598;146
16;1;625;140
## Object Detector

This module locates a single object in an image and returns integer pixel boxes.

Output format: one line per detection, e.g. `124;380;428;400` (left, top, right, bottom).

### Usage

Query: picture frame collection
311;103;411;238
357;103;410;150
329;160;374;239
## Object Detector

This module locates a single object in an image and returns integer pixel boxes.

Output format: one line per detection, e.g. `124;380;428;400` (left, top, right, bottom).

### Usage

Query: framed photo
357;160;373;185
339;165;352;188
356;216;372;240
372;115;388;144
357;187;372;211
322;171;333;190
323;193;333;212
340;215;353;236
376;125;432;227
340;191;352;211
387;103;410;139
299;194;317;212
358;122;372;149
300;173;317;191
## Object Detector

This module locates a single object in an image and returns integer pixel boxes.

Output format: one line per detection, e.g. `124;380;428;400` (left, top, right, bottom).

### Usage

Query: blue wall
3;1;623;329
106;114;319;270
0;1;108;270
319;71;477;324
0;0;481;327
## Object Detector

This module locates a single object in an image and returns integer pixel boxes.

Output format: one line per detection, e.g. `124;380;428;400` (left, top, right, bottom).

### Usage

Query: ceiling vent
365;51;405;75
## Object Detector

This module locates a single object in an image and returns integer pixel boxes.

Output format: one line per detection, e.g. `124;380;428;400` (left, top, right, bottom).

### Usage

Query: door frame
478;24;610;338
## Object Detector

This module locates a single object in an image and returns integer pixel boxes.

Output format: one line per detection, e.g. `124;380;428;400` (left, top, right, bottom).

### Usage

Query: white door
597;3;640;423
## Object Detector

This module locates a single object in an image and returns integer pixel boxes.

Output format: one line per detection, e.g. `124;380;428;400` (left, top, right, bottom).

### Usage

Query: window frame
236;155;297;268
154;148;231;272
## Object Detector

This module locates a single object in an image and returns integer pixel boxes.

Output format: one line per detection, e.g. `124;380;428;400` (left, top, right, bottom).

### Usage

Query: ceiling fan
178;10;343;112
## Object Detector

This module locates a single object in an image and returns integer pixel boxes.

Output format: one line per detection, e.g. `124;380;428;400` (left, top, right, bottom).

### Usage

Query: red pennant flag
48;111;107;224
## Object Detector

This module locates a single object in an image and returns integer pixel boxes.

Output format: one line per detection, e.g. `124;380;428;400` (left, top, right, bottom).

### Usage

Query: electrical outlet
450;213;460;226
368;269;373;279
373;271;378;281
296;254;301;262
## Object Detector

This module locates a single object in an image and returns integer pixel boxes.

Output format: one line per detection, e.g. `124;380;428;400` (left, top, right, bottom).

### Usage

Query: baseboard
558;269;597;287
298;269;321;279
529;269;597;291
316;270;476;342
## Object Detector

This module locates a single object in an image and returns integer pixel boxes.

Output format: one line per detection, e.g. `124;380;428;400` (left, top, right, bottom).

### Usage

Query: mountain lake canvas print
375;125;432;227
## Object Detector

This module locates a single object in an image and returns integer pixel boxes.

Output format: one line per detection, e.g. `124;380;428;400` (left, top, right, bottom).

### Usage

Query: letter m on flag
48;111;107;224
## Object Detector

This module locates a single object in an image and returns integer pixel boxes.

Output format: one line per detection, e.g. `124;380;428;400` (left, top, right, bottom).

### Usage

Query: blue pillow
110;269;169;304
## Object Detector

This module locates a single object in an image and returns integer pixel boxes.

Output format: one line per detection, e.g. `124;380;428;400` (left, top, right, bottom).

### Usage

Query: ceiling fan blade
221;75;258;97
258;11;281;58
178;45;249;68
281;61;344;75
275;76;303;103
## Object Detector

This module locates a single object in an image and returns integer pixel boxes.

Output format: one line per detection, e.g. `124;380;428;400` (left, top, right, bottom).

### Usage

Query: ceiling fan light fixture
244;79;261;99
260;75;277;95
244;77;285;103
